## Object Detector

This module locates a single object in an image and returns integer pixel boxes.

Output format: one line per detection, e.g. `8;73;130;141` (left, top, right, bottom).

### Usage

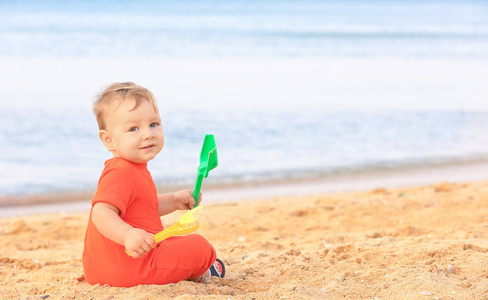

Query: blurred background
1;0;488;202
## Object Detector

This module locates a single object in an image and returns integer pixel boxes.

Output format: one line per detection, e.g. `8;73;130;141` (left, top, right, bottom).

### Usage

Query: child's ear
99;130;115;152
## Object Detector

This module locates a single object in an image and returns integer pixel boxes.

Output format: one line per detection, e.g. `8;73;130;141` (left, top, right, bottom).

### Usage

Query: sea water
1;0;488;198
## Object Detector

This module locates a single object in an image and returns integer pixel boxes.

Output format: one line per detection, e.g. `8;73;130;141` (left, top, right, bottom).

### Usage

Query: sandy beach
1;178;488;299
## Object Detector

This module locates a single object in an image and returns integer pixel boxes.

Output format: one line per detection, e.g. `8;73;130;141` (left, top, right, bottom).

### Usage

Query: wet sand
2;179;488;299
2;159;488;218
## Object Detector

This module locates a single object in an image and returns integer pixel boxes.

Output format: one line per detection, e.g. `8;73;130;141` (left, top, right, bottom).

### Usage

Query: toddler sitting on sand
82;82;224;287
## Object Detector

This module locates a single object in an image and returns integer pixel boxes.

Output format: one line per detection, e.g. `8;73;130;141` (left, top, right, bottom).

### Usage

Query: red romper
82;157;216;287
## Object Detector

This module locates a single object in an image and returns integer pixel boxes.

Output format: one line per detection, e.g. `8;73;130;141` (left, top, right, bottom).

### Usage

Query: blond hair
93;82;158;130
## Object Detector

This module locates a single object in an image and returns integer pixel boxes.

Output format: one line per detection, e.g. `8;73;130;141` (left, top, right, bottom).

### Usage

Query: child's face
101;98;164;164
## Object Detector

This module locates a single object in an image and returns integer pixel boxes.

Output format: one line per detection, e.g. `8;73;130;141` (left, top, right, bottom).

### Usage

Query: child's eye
150;123;159;128
129;127;138;132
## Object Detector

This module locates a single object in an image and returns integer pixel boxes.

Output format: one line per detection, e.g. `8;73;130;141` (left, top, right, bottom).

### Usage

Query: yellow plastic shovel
125;205;204;256
153;205;204;242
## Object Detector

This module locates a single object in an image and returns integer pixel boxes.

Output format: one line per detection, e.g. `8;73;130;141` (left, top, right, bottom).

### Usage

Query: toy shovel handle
192;173;203;207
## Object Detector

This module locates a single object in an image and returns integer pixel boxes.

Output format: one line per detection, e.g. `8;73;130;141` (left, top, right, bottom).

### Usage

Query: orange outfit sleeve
82;157;216;287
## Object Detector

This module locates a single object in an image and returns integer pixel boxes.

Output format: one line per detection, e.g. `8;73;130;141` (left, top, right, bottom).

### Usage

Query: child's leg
146;234;216;284
189;270;210;282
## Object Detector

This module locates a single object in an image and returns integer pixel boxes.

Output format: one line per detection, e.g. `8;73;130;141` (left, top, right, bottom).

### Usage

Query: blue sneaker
209;258;225;278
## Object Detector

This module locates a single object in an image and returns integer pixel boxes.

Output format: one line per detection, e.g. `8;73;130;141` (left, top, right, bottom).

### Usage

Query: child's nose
143;126;156;139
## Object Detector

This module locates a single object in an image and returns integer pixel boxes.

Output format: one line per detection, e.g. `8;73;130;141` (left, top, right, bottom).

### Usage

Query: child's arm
91;202;156;258
157;189;201;216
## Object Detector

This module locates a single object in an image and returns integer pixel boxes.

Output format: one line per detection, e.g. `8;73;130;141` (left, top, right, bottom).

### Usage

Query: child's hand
124;228;156;258
174;189;201;210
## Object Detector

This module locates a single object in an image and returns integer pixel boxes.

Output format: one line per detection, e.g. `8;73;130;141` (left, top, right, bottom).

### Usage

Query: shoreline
1;160;487;218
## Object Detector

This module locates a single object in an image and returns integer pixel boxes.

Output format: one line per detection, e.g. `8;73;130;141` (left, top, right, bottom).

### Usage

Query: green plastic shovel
192;134;218;208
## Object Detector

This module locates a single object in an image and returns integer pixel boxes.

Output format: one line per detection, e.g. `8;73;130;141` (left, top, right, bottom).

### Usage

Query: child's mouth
141;144;155;150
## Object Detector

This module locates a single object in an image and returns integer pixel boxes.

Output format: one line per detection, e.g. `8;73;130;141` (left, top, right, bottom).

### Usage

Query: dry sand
2;180;488;299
